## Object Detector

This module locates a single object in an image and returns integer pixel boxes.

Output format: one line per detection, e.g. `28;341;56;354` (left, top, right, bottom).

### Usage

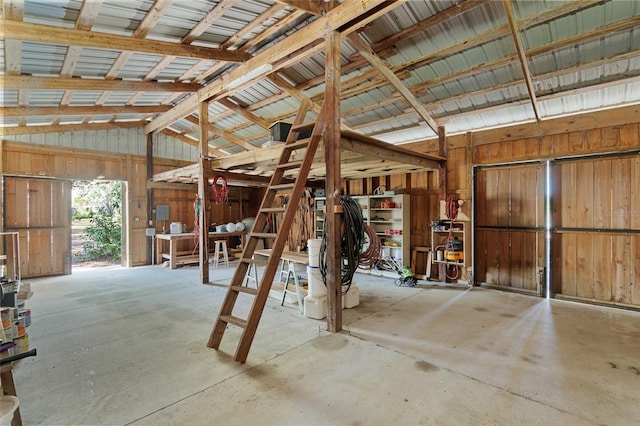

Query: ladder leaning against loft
207;104;325;363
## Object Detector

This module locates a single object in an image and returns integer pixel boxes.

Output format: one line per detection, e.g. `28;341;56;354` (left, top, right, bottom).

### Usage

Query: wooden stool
213;240;229;268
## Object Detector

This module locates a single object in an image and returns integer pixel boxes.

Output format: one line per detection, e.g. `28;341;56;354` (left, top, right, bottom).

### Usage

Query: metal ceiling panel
67;91;106;106
0;90;18;107
74;47;122;78
29;90;64;106
118;53;166;79
92;0;155;36
21;42;66;76
23;0;79;25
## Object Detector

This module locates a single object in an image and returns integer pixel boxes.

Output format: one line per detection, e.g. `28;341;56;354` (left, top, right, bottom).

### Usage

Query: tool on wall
210;175;229;205
434;195;463;281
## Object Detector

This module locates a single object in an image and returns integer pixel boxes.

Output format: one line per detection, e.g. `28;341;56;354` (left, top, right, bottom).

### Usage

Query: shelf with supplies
430;221;471;282
313;193;410;268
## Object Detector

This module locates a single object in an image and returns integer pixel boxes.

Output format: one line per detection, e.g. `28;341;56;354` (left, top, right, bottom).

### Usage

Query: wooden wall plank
497;168;510;226
575;161;594;228
592;234;611;302
611;157;631;229
496;230;510;286
593;159;612;229
575;234;593;299
632;236;640;305
510;231;523;289
632;156;640;230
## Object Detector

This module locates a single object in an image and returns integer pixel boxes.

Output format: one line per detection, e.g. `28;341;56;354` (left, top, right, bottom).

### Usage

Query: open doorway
72;180;123;268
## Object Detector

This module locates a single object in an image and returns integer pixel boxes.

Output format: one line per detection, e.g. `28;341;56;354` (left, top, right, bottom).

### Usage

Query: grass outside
72;218;120;267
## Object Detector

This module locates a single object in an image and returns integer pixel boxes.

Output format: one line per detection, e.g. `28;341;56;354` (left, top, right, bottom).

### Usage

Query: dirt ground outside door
72;218;119;268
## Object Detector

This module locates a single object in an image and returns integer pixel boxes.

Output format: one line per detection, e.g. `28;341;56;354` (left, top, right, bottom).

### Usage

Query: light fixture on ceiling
225;63;273;90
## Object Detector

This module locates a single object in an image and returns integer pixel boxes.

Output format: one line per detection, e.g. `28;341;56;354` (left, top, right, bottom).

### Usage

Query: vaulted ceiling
1;0;639;158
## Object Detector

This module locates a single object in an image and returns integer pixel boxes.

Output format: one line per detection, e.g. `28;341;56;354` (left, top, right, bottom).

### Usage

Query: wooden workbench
156;231;246;269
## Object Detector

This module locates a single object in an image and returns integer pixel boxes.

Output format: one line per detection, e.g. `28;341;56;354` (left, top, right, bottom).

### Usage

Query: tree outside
72;180;122;265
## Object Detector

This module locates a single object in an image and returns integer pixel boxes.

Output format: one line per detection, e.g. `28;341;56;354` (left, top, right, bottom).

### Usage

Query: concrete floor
10;263;640;425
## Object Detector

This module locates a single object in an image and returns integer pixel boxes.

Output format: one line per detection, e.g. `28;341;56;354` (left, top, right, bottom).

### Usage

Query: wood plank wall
346;106;639;307
1;141;261;270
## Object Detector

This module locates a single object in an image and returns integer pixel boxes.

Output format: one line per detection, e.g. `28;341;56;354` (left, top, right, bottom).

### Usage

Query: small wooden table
156;231;246;269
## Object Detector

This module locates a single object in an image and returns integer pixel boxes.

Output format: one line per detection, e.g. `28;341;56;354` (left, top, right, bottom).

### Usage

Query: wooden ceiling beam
1;75;199;92
217;99;271;129
340;130;443;169
146;0;402;134
0;19;250;62
347;32;439;134
1;105;172;117
0;120;145;136
502;0;541;121
275;0;335;16
181;0;235;44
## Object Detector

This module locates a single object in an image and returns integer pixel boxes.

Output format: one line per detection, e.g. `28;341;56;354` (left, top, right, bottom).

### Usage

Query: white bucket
303;295;327;319
0;396;19;426
307;266;326;297
344;284;360;309
170;222;183;234
308;238;322;267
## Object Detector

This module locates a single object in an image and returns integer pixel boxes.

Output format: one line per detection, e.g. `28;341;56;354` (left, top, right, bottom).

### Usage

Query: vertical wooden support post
146;132;154;265
437;126;447;282
325;29;342;333
199;100;211;284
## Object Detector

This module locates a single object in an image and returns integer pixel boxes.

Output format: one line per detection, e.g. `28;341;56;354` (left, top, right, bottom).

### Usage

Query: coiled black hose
319;195;365;295
358;224;382;268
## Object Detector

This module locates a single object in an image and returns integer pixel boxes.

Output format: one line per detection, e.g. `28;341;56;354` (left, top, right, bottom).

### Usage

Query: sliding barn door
3;176;72;277
474;163;546;295
551;154;640;307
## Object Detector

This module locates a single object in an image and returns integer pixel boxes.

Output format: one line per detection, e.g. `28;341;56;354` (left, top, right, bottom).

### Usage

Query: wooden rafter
0;121;145;136
275;0;335;16
0;76;198;92
502;0;541;121
57;0;105;119
347;32;439;134
217;99;271;129
145;0;402;134
0;19;251;62
0;105;171;117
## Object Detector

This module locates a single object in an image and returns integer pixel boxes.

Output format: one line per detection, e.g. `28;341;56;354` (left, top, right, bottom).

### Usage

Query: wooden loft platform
149;130;444;187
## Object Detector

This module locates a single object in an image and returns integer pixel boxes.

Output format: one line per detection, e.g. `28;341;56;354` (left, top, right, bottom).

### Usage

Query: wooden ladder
207;106;324;363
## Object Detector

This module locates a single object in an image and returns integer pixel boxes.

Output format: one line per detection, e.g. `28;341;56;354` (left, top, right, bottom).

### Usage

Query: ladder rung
250;232;278;239
291;122;315;132
270;183;295;191
283;139;309;150
260;207;286;213
220;315;247;328
277;160;303;171
231;285;258;296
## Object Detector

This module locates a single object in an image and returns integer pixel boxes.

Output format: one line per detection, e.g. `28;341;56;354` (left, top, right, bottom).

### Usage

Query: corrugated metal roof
2;0;639;155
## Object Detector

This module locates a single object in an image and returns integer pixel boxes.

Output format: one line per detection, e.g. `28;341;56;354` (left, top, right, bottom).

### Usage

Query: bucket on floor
344;284;360;309
0;396;19;426
307;266;326;297
308;238;322;267
303;294;327;319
